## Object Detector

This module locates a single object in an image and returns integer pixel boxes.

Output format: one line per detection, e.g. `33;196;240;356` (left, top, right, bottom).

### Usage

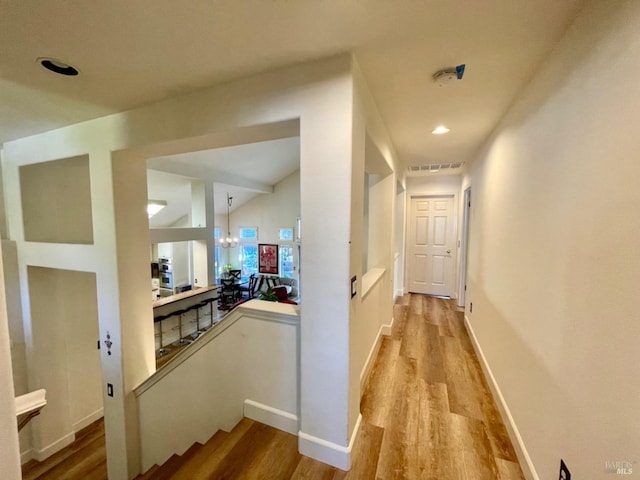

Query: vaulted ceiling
1;0;585;172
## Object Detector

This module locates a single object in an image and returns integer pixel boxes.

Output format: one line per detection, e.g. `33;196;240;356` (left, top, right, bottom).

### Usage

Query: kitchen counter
152;285;220;309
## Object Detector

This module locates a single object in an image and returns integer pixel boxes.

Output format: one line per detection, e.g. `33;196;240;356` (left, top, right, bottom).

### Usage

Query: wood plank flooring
22;294;524;479
21;418;107;480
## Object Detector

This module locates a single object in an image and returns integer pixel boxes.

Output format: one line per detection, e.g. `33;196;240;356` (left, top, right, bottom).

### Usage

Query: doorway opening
458;187;471;307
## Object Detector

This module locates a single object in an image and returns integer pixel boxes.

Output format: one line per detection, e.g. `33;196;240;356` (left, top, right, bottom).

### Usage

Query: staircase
135;417;257;480
135;301;299;471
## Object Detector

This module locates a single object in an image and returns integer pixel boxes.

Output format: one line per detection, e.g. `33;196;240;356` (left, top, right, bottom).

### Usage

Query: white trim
20;448;34;465
464;315;539;480
34;431;75;462
406;194;458;298
243;399;298;435
359;318;393;392
72;408;104;433
381;316;394;336
298;414;362;471
362;267;385;299
17;408;99;464
457;187;471;307
135;300;299;395
394;288;404;298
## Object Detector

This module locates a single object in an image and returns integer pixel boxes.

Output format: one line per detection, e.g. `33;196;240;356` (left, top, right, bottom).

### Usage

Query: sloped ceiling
147;137;300;227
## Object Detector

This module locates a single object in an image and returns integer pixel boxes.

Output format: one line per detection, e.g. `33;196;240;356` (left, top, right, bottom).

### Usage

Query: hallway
359;294;524;479
22;295;524;479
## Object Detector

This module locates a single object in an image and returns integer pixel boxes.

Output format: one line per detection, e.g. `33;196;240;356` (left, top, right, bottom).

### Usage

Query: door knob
446;249;451;254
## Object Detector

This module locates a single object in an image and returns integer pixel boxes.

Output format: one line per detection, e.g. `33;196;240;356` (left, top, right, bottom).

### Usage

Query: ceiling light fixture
37;57;79;76
219;193;239;248
432;125;450;135
147;200;167;218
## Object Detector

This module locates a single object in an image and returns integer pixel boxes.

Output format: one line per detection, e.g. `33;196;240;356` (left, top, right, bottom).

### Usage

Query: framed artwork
258;243;279;275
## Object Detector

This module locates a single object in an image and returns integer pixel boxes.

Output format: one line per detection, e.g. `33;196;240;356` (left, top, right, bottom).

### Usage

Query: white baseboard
359;317;394;392
20;448;34;465
298;413;361;471
244;399;298;435
73;407;104;433
381;316;394;336
463;315;539;480
394;288;404;298
34;431;75;462
20;409;104;465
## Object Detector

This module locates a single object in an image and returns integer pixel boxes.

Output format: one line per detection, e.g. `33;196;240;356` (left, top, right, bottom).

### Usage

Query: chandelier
219;192;239;248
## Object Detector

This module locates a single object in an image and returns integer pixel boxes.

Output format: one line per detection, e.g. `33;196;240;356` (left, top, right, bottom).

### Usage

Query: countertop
152;285;220;309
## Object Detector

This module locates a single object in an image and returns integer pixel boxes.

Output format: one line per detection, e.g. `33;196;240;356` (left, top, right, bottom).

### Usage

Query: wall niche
19;155;94;244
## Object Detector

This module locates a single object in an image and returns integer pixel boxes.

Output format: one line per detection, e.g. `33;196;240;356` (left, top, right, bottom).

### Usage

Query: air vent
407;162;465;173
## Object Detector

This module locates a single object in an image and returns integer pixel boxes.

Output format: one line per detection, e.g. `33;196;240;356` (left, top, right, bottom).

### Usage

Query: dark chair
170;308;193;347
199;296;218;328
187;302;205;339
153;313;172;357
229;269;241;280
237;274;257;299
218;278;236;310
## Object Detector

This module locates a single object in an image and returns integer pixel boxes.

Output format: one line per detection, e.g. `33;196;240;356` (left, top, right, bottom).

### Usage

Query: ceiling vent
408;162;464;173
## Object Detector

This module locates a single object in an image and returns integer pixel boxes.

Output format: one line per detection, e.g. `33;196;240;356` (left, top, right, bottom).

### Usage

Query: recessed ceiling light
432;125;450;135
37;57;79;76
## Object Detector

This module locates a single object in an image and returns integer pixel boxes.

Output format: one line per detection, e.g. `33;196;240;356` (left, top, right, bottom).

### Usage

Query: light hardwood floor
22;294;525;479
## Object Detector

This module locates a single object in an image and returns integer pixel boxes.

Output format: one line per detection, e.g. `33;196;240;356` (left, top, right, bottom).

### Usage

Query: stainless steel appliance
158;258;173;289
159;271;173;289
158;257;172;274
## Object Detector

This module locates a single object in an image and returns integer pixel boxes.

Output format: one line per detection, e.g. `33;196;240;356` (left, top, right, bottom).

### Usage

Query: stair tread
151;439;203;480
171;418;254;480
169;429;231;480
136;463;160;479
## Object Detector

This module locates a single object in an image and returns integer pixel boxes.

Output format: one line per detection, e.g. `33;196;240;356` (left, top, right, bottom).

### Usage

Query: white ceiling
147;137;300;227
1;1;585;170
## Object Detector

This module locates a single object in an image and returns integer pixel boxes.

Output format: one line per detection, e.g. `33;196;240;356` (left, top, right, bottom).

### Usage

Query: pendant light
219;193;238;248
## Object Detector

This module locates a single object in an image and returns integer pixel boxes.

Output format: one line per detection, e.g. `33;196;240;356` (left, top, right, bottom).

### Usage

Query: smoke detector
433;64;466;87
433;70;457;87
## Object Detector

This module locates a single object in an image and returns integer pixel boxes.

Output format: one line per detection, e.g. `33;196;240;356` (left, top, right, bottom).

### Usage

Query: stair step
171;418;254;480
136;463;160;479
150;442;203;480
169;430;228;480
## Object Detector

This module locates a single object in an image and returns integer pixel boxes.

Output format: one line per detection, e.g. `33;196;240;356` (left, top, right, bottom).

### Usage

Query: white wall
136;301;299;472
26;267;102;461
406;175;462;298
0;240;21;479
225;170;300;272
1;241;31;459
393;182;406;297
366;175;394;271
2;54;357;475
230;170;300;244
465;1;640;478
347;60;400;449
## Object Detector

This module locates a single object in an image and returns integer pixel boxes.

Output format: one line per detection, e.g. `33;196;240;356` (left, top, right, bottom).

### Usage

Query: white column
0;240;22;479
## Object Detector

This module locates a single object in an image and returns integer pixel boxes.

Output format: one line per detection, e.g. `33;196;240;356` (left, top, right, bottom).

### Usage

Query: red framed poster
258;243;279;275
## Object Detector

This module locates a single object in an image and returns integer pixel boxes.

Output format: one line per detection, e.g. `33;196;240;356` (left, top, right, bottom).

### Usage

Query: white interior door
407;195;455;296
